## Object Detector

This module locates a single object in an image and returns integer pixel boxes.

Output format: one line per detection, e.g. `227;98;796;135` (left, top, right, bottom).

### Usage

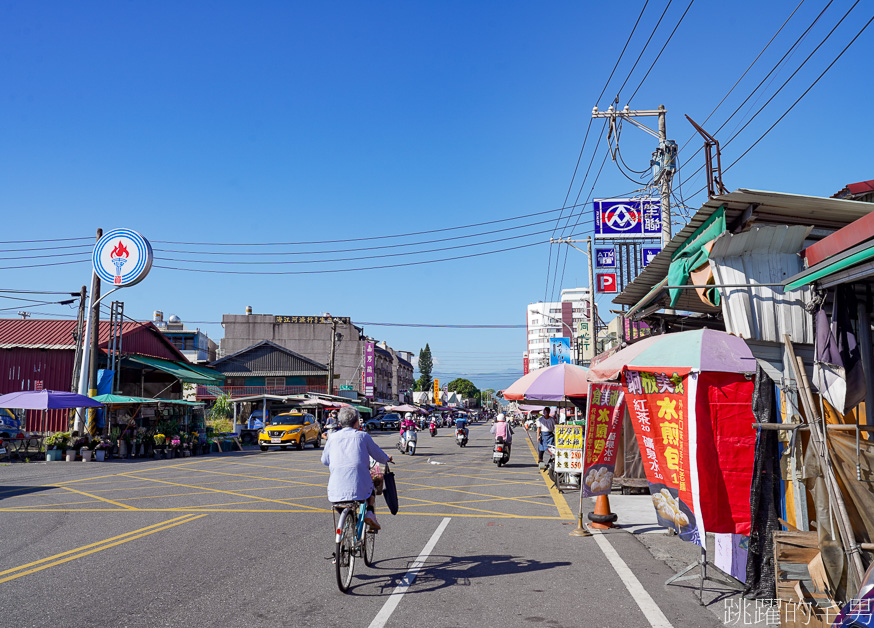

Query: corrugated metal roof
615;188;874;309
210;340;328;377
709;225;814;343
0;319;185;363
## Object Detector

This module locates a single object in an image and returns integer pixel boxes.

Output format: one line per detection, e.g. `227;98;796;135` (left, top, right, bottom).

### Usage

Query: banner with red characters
581;383;624;497
624;369;703;545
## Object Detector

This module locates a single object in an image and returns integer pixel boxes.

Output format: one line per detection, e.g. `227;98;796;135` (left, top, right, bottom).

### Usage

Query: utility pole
550;237;597;362
86;229;103;437
592;104;676;249
327;317;338;396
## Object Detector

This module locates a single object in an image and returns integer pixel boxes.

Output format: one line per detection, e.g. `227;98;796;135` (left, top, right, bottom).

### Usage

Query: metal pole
86;230;103;437
587;237;597;357
74;230;102;433
70;285;87;394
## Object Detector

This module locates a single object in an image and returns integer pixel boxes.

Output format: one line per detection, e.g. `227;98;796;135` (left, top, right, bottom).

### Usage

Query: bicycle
332;500;377;592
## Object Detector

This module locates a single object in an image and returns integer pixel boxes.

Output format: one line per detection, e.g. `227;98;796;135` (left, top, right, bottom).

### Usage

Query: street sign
339;385;353;391
364;342;375;398
595;247;616;268
577;321;594;362
642;246;661;268
433;378;441;405
93;229;153;286
549;337;572;365
597;273;618;293
594;199;661;239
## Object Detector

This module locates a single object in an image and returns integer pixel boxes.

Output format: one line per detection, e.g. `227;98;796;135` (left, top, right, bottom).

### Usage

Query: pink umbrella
385;404;425;414
502;363;589;402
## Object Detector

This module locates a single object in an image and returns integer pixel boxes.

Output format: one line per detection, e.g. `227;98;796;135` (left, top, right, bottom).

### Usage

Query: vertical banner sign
624;369;702;545
554;424;584;475
549;337;572;365
433;378;441;405
522;353;530;375
577;321;594;363
364;342;375;398
582;383;625;497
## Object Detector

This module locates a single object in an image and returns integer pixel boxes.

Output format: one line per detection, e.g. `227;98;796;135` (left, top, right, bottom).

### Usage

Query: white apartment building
526;288;592;371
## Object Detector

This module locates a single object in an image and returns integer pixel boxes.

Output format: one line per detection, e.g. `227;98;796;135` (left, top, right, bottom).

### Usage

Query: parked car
258;412;320;451
379;413;400;430
362;417;382;432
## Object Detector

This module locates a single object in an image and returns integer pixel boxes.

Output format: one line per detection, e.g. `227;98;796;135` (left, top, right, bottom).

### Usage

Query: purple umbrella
0;390;104;410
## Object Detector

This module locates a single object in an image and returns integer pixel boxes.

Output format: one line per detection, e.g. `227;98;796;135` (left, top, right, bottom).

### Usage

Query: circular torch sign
92;229;153;287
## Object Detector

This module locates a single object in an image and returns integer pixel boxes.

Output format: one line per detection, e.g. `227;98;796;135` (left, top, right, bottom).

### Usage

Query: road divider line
591;531;674;628
368;517;451;628
0;515;202;580
525;435;574;519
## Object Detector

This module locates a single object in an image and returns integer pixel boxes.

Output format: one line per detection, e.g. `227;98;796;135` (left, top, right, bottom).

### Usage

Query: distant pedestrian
536;408;556;466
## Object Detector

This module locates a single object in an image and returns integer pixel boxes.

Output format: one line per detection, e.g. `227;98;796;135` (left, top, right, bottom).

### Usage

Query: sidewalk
560;490;776;628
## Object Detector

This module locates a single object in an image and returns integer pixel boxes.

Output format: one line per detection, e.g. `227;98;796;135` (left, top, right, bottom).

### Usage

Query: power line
0;237;91;244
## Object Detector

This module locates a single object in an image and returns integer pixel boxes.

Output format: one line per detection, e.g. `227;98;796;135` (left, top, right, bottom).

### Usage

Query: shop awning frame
126;355;219;384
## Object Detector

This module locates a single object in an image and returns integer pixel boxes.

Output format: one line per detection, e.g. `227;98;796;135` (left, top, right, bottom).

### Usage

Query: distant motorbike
397;428;417;455
455;428;468;447
492;436;510;467
429;423;437;437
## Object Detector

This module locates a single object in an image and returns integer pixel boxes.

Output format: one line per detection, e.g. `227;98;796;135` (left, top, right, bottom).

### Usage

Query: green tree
447;378;479;400
417;344;433;392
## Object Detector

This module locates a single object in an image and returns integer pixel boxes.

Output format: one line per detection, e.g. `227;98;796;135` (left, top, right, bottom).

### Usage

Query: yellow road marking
0;515;205;583
136;466;328;489
0;507;561;518
526;436;574;519
60;486;137;510
117;472;326;512
400;495;534;517
395;480;552;508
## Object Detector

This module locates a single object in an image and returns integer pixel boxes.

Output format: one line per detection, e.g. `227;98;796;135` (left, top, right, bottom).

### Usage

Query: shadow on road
348;553;572;595
0;485;56;501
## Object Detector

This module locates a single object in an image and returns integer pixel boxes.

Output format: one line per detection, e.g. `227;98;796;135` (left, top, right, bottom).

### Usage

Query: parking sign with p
597;273;618;293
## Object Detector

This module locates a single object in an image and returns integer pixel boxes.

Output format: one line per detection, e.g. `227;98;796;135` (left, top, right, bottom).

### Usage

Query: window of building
265;376;285;388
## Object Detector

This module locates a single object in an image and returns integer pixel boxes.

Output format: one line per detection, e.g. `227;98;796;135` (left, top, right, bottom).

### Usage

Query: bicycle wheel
363;529;376;567
335;512;357;592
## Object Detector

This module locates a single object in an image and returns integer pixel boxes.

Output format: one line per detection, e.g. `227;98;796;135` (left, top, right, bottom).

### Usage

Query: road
0;423;738;627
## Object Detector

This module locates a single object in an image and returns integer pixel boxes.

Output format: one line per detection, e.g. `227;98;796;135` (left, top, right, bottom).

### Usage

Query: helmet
404;413;413;420
497;413;506;422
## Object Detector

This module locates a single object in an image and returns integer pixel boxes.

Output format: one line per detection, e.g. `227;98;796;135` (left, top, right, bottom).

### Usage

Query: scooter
429;422;437;437
455;428;468;447
492;437;510;467
397;428;417;455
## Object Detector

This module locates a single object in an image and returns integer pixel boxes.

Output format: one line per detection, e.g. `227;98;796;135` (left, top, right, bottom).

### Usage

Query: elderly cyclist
321;407;392;530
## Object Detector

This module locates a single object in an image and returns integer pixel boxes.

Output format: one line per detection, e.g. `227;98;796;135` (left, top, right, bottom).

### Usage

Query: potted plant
95;438;113;462
153;433;166;458
45;432;68;462
68;434;87;462
81;438;99;462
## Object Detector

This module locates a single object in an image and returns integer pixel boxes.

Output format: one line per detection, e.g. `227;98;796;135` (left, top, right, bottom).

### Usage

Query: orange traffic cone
587;495;618;529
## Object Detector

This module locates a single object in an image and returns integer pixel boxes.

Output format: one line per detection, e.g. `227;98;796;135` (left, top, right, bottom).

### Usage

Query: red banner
625;369;702;544
582;383;624;497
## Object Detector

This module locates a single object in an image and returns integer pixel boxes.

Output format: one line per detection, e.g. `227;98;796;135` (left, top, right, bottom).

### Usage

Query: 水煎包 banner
624;369;703;545
554;424;584;474
581;383;624;497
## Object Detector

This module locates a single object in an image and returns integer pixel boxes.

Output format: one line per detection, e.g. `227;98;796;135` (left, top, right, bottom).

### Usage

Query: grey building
219;310;413;402
153;311;218;363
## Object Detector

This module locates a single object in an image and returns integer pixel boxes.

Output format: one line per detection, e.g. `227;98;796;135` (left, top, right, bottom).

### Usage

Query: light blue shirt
321;427;391;502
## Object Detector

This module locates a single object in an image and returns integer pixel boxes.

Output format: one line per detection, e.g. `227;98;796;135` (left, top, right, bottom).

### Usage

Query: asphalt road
0;424;730;627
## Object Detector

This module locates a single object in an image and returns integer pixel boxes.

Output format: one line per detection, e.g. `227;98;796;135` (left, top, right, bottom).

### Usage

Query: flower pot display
65;450;76;462
81;448;94;462
46;449;63;462
95;449;107;462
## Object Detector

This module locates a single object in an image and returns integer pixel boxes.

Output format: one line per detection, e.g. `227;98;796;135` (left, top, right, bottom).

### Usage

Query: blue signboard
549;337;572;365
642;247;661;268
594;198;661;239
595;247;616;268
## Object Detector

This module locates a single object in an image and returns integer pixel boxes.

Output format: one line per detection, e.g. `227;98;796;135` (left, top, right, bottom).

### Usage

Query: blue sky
2;1;872;391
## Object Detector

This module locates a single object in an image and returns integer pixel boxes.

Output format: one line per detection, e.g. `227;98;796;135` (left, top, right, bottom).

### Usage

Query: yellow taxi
258;412;321;451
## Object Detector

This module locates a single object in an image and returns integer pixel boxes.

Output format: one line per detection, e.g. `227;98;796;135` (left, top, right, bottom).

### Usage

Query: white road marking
592;530;674;628
368;517;451;628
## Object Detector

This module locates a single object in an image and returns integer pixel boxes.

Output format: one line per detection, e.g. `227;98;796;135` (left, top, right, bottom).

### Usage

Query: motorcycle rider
429;415;438;435
490;413;513;455
399;412;418;449
455;414;469;439
323;409;339;441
